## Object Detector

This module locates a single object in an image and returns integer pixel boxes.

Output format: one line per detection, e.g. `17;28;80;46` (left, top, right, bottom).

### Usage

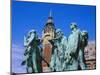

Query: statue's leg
78;49;86;70
61;58;64;71
56;57;59;71
56;57;63;72
63;60;70;71
27;67;33;73
32;52;38;73
69;59;78;70
50;54;56;71
36;53;43;73
26;60;33;73
62;61;67;71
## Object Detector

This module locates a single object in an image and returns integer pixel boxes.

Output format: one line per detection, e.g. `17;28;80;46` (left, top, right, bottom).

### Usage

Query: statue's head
56;29;63;39
28;29;36;35
81;30;88;39
81;30;87;36
81;30;88;47
28;29;38;39
70;22;77;30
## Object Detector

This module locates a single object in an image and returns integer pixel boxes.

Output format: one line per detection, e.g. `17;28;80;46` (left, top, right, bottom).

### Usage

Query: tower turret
42;10;56;70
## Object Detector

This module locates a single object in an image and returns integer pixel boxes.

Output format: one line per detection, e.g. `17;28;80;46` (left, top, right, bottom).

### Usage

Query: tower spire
49;9;52;17
42;10;56;68
46;9;53;24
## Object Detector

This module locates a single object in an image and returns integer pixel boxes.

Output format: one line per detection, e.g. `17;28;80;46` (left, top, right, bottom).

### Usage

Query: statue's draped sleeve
24;33;35;46
67;29;80;54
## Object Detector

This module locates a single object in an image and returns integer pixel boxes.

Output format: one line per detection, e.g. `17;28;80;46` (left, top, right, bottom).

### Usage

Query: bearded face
81;31;88;40
56;29;63;39
81;31;88;47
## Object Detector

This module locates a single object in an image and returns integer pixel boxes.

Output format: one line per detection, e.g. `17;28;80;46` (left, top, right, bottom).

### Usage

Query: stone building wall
84;41;96;69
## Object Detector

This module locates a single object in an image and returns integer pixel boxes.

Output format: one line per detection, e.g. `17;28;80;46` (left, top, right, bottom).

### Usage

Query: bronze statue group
21;22;88;73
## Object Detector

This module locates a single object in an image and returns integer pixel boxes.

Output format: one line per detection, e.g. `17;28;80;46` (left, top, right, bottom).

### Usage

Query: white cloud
12;43;26;73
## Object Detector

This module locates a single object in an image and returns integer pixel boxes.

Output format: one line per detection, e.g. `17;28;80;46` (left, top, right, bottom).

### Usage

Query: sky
12;0;96;73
